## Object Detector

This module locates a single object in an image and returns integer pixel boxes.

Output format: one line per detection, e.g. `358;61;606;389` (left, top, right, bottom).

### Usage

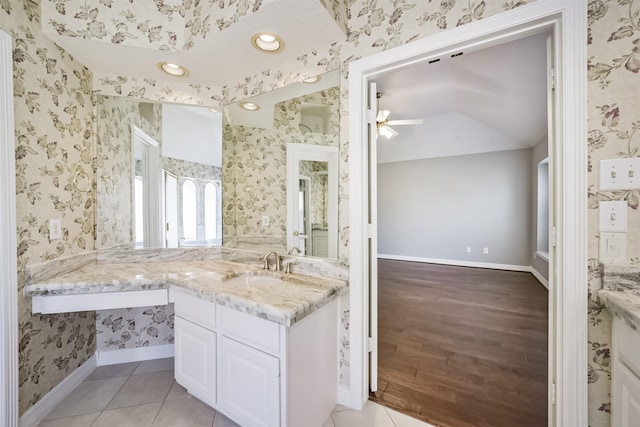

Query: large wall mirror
223;70;340;259
94;69;340;259
95;96;223;249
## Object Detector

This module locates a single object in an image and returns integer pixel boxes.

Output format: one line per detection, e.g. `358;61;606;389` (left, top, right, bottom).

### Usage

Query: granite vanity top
597;264;640;330
23;259;347;326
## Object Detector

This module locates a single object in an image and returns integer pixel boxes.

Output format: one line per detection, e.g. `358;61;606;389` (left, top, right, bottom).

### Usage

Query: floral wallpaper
95;95;163;250
300;160;329;226
1;1;97;415
223;87;340;245
41;0;265;52
587;2;640;425
162;156;222;181
96;305;175;351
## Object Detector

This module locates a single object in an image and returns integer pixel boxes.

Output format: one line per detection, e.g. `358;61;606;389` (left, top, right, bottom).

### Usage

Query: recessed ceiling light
241;102;260;111
302;76;320;84
251;32;284;53
158;62;189;77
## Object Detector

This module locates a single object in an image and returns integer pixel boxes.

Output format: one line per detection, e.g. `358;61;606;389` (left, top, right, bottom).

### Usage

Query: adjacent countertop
597;264;640;330
23;259;347;326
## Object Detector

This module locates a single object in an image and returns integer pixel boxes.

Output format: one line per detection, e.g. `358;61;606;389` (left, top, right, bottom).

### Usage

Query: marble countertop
597;264;640;330
597;289;640;330
23;259;347;326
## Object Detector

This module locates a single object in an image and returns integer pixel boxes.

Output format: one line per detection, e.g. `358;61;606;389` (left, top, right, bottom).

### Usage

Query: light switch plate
600;232;627;264
599;200;627;232
600;158;640;190
49;219;61;240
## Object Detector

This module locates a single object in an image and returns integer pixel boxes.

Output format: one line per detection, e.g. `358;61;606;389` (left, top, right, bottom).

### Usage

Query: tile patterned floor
38;358;435;427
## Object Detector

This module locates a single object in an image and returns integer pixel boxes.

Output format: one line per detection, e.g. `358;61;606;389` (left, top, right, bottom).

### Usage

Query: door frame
0;28;19;425
131;125;162;248
347;1;587;426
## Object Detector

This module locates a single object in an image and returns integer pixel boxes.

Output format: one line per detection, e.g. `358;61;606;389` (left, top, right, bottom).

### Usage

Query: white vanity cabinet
612;317;640;426
171;287;338;427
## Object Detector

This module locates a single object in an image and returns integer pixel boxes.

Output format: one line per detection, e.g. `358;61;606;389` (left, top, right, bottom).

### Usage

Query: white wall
531;136;549;281
377;149;532;267
162;104;222;167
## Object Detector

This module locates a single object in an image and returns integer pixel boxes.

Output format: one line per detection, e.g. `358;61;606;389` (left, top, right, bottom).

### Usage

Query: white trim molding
348;1;587;425
378;254;531;273
96;344;175;366
531;268;550;290
19;355;97;427
0;29;19;427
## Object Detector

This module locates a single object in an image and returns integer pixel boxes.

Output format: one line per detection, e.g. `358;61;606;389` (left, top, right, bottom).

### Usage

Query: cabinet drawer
172;289;216;330
220;306;281;355
615;318;640;376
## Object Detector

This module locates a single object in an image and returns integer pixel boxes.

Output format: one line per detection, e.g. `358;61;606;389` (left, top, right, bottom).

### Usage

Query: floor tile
386;407;436;427
322;415;336;427
85;362;140;381
213;412;241;427
92;402;162;427
152;396;216;427
105;370;175;410
331;401;395;427
332;404;351;413
165;380;189;400
44;377;127;420
132;358;174;375
37;412;100;427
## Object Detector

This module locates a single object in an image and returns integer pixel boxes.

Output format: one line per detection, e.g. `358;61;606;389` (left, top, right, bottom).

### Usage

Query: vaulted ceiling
375;31;549;163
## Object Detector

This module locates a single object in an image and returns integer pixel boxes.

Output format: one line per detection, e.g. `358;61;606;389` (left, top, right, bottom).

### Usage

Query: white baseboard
337;385;351;407
531;268;549;289
96;344;175;366
20;355;97;427
377;254;531;272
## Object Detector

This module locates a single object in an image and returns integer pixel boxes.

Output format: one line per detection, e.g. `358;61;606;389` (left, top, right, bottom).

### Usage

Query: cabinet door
219;337;280;427
613;361;640;427
175;316;216;407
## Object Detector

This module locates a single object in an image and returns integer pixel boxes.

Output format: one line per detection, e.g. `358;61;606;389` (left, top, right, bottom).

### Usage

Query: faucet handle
284;260;298;274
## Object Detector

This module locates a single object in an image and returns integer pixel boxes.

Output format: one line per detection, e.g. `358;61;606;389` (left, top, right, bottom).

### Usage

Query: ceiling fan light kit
375;93;423;139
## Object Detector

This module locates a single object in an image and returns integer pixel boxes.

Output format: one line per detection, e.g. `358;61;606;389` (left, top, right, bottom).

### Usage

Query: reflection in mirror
223;70;340;258
287;144;338;259
96;96;222;249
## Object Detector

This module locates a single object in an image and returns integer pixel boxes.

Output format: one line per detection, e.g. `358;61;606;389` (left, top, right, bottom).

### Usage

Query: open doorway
369;32;551;426
348;3;588;426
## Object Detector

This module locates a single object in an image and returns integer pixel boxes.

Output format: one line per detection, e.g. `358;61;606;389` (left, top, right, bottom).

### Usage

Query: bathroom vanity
23;254;347;427
597;264;640;426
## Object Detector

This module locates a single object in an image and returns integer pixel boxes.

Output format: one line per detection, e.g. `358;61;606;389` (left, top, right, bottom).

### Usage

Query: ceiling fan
376;92;424;139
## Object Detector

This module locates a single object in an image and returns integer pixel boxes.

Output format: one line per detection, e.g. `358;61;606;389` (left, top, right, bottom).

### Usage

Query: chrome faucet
288;247;302;255
262;251;282;271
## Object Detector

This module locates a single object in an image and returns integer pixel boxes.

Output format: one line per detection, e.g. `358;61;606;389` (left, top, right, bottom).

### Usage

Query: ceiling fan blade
378;125;399;139
386;119;424;126
376;110;390;122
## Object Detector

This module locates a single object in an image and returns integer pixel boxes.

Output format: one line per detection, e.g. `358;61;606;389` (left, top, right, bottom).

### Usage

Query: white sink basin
223;273;288;288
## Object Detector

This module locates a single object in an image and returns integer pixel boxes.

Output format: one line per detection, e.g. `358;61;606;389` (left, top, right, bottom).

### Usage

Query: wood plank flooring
370;260;548;427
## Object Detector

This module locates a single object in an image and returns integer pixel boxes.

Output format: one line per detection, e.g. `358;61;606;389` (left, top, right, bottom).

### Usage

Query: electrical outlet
600;158;640;190
483;247;489;254
599;200;627;232
466;246;471;253
49;219;61;240
262;215;270;226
